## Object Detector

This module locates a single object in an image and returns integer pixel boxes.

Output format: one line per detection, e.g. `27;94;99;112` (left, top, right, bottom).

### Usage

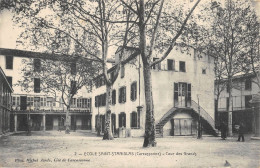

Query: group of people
220;122;245;142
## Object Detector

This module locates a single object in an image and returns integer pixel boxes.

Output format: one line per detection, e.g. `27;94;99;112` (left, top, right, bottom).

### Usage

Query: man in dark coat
237;123;245;142
220;122;227;140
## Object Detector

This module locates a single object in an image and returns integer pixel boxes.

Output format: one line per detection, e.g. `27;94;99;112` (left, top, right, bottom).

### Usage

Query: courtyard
0;131;259;168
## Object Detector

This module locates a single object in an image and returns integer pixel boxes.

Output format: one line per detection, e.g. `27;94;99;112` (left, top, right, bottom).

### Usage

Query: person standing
221;121;227;140
237;123;245;142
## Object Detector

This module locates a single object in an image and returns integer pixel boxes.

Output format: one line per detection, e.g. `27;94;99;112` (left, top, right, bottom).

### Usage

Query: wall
152;47;215;123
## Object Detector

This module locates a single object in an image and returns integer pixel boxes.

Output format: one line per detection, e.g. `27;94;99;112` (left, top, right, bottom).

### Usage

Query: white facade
217;74;259;112
0;50;92;131
91;45;216;137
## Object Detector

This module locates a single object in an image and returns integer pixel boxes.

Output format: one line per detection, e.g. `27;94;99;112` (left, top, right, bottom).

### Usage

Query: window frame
119;86;126;103
167;59;175;71
179;61;186;72
130;82;137;101
5;56;13;69
34;78;41;93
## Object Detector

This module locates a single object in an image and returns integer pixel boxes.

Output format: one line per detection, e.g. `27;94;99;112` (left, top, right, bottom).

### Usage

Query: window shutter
124;87;126;102
174;83;178;107
121;65;125;78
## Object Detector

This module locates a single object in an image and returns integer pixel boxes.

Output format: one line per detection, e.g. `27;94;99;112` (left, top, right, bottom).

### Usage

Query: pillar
43;114;46;131
14;114;17;132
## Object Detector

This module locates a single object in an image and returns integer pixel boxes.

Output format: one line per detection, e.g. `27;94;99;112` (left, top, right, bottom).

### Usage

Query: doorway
174;83;191;108
172;118;195;136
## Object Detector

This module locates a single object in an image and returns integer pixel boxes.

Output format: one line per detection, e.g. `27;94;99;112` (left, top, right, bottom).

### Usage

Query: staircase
155;100;218;137
191;100;218;136
155;107;178;137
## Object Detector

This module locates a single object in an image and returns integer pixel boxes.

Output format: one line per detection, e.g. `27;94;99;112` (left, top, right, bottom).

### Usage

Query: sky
0;0;260;51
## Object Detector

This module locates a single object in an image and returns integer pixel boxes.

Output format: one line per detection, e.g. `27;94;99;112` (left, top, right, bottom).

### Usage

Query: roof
215;72;257;83
0;48;100;63
0;67;14;92
94;48;140;80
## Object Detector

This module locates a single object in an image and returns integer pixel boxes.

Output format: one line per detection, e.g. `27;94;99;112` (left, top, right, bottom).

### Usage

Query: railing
157;106;177;124
191;100;215;129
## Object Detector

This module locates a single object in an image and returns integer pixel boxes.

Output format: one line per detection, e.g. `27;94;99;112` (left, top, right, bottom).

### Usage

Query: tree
9;0;136;139
242;11;260;89
18;54;99;133
115;0;201;147
193;0;259;136
4;0;201;145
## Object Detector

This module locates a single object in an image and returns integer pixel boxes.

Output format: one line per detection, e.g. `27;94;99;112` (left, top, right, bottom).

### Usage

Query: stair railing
157;106;177;125
191;100;215;129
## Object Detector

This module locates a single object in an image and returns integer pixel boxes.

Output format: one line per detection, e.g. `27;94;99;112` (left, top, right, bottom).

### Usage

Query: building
216;73;260;134
0;67;13;135
0;48;92;132
91;45;217;137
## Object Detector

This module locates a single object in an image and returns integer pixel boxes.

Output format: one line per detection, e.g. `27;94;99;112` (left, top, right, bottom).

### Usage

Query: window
130;111;140;128
71;98;76;108
95;96;98;107
71;62;76;75
46;97;53;107
6;76;12;87
70;81;77;94
34;78;40;93
121;65;125;78
27;97;34;107
34;97;40;109
245;95;252;108
87;98;91;108
152;58;161;70
179;61;186;72
119;86;126;103
12;96;16;106
131;82;137;101
40;97;46;106
112;90;116;105
245;78;252;90
6;56;13;69
82;98;88;108
34;59;41;72
102;93;106;106
167;59;175;71
77;98;82;108
119;112;126;127
202;68;206;74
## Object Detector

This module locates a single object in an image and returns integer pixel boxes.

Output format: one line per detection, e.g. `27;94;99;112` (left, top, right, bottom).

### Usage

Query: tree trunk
65;106;70;134
142;63;156;147
103;85;114;140
227;77;233;136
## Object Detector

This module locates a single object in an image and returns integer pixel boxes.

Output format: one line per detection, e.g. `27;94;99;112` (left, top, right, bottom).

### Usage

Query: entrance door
111;114;116;135
173;119;193;136
20;96;27;110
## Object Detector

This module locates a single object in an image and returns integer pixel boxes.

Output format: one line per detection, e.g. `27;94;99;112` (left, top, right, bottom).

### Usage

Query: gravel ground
0;131;259;168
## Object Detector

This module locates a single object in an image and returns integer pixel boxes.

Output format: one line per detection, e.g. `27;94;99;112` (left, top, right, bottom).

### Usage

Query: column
14;114;17;132
43;114;46;131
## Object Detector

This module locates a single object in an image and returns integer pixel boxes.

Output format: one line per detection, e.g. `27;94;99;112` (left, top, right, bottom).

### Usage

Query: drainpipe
197;95;202;139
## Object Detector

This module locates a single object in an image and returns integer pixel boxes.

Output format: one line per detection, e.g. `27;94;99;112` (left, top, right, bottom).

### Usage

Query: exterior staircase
155;100;218;137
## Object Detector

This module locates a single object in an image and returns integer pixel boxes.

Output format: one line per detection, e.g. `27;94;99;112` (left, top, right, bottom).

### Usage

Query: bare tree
18;54;99;133
117;0;201;147
192;0;259;136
